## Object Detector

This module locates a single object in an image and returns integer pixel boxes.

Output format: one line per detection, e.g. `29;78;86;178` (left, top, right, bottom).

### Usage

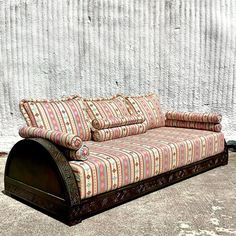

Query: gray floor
0;153;235;236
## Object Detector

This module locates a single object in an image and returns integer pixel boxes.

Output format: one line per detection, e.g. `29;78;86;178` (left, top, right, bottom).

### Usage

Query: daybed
4;93;228;225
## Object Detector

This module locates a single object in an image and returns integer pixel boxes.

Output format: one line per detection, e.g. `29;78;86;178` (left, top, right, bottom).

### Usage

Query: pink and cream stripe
63;144;90;161
165;111;222;132
20;96;91;140
125;93;165;129
93;123;147;141
92;115;145;130
19;126;90;161
85;95;131;122
19;126;83;150
85;95;147;141
69;127;225;199
165;111;222;123
165;120;222;132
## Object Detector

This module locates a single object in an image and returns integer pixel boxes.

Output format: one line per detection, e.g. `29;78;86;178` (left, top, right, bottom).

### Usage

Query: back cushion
125;93;165;129
20;96;91;141
85;95;131;122
85;95;147;140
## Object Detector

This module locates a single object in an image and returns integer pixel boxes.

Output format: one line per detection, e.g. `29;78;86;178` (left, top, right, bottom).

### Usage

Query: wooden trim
4;138;228;225
4;138;80;205
4;176;68;216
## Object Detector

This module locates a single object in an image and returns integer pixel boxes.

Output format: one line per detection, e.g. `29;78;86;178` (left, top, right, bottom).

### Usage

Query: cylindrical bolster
63;144;89;161
19;126;83;150
93;123;147;141
92;115;145;130
165;111;222;123
165;120;222;132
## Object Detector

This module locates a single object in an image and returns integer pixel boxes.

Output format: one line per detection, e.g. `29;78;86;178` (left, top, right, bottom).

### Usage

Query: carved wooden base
4;138;228;226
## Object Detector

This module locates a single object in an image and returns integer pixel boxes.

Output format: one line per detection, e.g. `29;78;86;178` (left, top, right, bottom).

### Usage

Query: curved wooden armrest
4;138;81;225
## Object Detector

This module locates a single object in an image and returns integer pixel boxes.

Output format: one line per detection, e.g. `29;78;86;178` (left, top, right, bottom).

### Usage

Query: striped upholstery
85;95;131;123
165;111;222;123
93;123;147;141
19;126;83;150
165;111;222;132
92;115;145;130
125;93;165;129
20;96;91;140
165;120;222;132
62;145;90;161
69;127;225;199
19;126;89;160
85;95;147;140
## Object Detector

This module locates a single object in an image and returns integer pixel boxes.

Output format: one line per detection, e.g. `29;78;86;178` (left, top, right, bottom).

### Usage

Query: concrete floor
0;152;235;236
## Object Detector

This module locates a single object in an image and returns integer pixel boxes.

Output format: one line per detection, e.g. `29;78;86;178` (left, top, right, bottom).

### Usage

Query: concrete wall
0;0;236;152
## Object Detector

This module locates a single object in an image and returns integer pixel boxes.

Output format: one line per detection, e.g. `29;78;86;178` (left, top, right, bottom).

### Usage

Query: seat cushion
125;93;165;129
20;96;91;141
69;127;225;199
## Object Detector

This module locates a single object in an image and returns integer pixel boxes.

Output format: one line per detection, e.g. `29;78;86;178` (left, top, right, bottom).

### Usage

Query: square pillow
20;95;91;141
85;95;131;121
125;93;165;129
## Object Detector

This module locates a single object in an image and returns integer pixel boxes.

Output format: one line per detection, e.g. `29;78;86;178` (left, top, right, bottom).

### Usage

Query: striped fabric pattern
165;120;222;132
63;144;90;161
93;123;147;141
69;127;225;199
165;111;222;123
125;93;165;129
85;95;147;141
20;96;91;141
85;95;131;123
19;126;83;150
92;115;144;130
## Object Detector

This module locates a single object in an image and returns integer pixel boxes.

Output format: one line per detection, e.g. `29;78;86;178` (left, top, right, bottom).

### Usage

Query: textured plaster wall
0;0;236;152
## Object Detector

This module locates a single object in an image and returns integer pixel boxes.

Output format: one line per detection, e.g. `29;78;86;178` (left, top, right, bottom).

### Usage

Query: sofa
4;93;228;225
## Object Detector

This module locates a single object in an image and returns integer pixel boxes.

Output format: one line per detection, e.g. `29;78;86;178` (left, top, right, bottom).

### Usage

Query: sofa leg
66;218;82;226
221;160;228;166
65;205;83;226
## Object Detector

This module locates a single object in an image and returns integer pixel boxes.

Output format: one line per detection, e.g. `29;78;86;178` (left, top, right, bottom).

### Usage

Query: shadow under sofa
3;94;228;225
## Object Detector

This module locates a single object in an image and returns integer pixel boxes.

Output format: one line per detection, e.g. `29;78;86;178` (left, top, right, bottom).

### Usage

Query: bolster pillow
19;126;84;150
92;115;145;130
62;144;90;161
165;120;222;132
165;111;222;123
93;123;147;141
